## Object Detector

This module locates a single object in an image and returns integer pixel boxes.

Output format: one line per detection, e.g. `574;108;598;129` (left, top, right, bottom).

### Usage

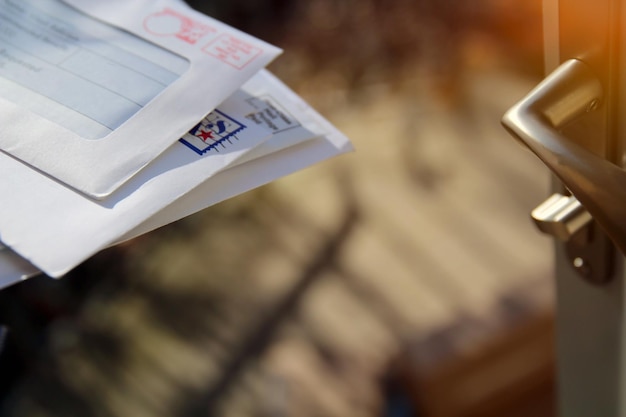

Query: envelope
0;70;352;278
0;132;346;288
0;244;38;288
0;89;273;277
0;0;281;198
122;70;353;240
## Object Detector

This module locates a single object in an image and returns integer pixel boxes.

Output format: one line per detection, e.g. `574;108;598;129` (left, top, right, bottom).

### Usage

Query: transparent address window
0;0;189;139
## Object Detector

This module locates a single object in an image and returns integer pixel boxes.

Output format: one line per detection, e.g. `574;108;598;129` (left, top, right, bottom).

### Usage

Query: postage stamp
202;34;262;69
179;110;246;155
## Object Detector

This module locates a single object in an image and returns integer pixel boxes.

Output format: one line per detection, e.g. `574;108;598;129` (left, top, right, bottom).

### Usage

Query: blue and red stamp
179;110;246;155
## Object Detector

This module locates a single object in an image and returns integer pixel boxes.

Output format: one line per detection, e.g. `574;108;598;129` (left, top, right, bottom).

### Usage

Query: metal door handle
502;59;626;255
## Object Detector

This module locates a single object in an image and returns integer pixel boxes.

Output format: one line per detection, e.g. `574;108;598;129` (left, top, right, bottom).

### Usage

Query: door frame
546;0;626;415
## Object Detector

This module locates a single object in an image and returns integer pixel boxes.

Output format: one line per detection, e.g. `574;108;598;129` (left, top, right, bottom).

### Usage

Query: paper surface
0;244;38;289
0;1;353;285
0;70;352;279
124;136;347;243
122;70;353;241
0;0;281;198
0;87;274;277
0;0;188;139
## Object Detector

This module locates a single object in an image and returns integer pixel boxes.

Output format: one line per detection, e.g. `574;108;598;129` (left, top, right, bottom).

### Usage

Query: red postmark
144;8;215;45
202;34;262;69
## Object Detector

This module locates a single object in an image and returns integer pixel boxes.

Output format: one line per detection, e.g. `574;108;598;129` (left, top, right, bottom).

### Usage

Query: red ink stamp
144;9;215;45
202;34;262;69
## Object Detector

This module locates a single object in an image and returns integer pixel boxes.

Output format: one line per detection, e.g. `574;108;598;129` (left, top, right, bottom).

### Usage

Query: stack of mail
0;0;353;286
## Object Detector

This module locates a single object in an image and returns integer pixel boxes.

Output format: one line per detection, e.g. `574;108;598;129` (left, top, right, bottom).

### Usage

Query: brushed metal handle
502;59;626;255
531;193;593;241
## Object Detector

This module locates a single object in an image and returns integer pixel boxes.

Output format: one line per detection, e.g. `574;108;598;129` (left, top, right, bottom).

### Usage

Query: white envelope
123;70;353;240
125;136;349;242
0;0;281;198
0;70;352;278
0;244;38;288
0;89;274;277
0;133;347;288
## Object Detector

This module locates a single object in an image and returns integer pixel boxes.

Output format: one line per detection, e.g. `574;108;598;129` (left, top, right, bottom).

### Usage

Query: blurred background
0;1;556;416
